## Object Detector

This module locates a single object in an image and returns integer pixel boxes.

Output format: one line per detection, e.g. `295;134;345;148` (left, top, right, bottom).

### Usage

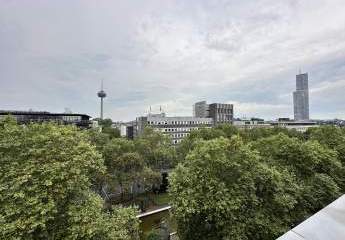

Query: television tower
97;80;107;120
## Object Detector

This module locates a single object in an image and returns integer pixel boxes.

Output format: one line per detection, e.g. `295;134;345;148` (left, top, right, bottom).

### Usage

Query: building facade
293;73;309;120
193;101;209;118
209;103;234;124
232;117;318;132
269;119;318;132
0;110;91;128
233;118;272;129
112;121;130;137
194;101;233;124
135;113;213;144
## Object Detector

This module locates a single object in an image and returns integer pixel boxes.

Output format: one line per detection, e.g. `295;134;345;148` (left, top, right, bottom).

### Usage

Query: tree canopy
94;118;121;139
135;127;177;169
0;117;139;240
102;138;161;201
170;125;345;240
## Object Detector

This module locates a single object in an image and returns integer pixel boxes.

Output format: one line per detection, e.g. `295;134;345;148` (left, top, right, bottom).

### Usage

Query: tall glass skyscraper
293;73;309;120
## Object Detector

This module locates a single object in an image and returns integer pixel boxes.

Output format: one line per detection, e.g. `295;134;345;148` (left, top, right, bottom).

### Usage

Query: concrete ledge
137;205;171;218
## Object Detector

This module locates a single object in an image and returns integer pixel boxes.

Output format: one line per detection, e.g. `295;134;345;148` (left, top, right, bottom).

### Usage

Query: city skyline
1;0;345;121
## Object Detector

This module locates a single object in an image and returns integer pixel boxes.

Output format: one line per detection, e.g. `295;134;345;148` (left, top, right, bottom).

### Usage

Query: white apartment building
135;113;213;144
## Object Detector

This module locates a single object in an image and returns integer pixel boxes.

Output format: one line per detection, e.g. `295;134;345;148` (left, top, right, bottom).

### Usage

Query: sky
1;0;345;121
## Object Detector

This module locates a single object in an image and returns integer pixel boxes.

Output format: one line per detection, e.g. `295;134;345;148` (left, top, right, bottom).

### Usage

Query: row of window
62;116;82;121
170;133;189;138
0;115;82;122
173;139;182;144
148;120;211;125
216;108;233;114
216;114;232;121
160;127;198;132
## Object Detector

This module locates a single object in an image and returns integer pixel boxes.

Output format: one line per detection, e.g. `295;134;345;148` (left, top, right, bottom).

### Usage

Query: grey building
293;73;309;120
233;118;271;129
135;113;213;144
193;101;209;118
0;110;91;128
194;101;233;124
269;118;318;132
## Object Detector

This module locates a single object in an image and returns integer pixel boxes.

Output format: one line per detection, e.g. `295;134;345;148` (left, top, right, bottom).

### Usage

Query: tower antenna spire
97;79;107;120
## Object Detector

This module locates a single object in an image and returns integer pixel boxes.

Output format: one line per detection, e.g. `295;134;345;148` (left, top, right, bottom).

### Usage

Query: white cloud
0;0;345;121
310;79;345;94
227;101;291;120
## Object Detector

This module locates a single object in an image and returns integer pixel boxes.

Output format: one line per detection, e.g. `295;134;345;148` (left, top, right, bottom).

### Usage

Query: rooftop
277;195;345;240
0;110;91;118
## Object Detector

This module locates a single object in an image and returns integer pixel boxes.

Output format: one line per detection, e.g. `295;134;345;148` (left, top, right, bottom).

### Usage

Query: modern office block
209;103;233;124
193;101;233;124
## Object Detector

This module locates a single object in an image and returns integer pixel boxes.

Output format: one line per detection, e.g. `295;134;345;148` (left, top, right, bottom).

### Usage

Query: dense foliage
0;117;139;240
96;118;121;139
89;126;176;203
2;113;344;240
171;125;345;240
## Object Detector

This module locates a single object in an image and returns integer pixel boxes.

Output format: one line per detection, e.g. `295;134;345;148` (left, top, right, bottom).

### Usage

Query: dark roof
0;110;91;118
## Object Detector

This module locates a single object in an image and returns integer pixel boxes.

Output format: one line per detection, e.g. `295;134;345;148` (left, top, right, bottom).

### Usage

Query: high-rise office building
194;101;233;124
293;73;309;120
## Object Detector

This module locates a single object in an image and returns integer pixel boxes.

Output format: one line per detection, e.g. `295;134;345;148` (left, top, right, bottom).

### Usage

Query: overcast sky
1;0;345;121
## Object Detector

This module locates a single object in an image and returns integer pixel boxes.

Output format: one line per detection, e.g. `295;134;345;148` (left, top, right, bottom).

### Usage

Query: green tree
176;124;304;163
103;138;136;168
95;118;121;139
306;125;345;165
0;117;139;240
87;128;111;153
170;137;301;240
251;133;342;222
103;138;161;201
176;127;225;161
135;127;177;169
146;229;161;240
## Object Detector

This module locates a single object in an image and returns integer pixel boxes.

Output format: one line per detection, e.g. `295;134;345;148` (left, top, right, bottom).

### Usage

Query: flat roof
141;116;213;121
277;194;345;240
0;110;91;118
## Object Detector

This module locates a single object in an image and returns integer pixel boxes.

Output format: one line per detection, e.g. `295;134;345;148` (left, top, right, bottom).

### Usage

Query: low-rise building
233;118;272;129
0;110;91;128
112;121;130;137
316;119;345;127
135;113;213;144
269;118;318;132
233;117;318;132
